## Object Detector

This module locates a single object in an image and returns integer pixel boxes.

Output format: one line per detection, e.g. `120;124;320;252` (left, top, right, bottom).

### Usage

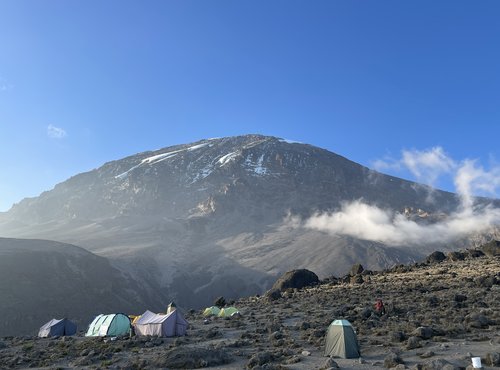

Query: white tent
133;310;188;337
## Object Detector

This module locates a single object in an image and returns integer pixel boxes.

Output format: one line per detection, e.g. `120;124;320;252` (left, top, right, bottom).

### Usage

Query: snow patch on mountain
244;154;269;176
143;151;180;164
189;165;214;184
187;142;211;151
218;152;239;166
115;142;211;179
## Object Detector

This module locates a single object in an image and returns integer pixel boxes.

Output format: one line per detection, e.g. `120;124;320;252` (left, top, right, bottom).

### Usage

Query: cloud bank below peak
303;147;500;246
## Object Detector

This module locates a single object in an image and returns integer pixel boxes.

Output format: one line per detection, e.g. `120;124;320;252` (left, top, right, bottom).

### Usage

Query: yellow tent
203;306;221;316
218;307;241;317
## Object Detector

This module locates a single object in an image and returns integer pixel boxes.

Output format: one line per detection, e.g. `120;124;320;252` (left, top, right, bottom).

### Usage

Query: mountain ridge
0;237;163;337
0;134;496;310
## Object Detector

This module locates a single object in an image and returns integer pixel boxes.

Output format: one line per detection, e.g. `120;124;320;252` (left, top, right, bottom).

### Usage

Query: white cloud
455;159;500;210
401;147;456;185
304;200;500;246
47;124;67;139
304;147;500;246
373;147;455;187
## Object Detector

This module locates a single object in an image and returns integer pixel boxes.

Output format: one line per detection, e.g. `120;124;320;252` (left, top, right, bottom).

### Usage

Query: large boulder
447;251;465;261
425;251;446;264
271;269;319;292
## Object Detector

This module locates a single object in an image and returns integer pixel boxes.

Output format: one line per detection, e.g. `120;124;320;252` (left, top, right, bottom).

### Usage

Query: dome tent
324;319;360;359
38;318;77;338
85;313;131;337
218;307;240;318
203;306;221;317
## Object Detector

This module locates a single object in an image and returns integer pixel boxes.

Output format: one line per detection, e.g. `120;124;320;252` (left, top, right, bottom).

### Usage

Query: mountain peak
0;134;471;310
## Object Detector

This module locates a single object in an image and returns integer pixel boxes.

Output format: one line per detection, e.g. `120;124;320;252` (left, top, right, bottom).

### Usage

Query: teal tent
85;313;131;337
324;319;360;359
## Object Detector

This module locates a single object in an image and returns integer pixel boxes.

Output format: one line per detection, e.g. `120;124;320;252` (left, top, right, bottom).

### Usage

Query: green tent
218;307;240;318
203;306;221;317
324;319;360;359
85;313;131;337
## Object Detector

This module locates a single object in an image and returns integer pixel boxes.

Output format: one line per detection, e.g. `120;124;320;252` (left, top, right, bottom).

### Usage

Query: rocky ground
0;246;499;370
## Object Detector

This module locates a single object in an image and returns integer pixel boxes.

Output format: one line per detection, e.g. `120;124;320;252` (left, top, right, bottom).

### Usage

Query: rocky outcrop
271;269;319;291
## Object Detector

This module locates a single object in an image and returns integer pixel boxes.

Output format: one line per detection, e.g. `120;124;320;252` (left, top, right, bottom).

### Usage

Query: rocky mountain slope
0;245;498;369
0;135;495;309
0;238;162;337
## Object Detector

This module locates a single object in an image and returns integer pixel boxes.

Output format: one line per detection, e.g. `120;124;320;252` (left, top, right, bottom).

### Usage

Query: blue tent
38;318;77;337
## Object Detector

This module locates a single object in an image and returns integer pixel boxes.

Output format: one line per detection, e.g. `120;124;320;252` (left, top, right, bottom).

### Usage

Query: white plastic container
471;356;482;368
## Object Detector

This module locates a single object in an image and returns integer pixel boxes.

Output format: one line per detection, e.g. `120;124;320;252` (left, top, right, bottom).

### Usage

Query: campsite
0;245;498;369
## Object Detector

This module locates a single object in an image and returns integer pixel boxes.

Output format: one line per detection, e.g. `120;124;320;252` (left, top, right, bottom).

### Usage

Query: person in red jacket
375;299;386;315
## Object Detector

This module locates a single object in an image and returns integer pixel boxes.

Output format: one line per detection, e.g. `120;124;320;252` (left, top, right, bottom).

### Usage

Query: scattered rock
465;313;494;329
391;365;406;370
406;336;421;350
421;359;460;370
265;288;282;301
247;351;274;368
412;326;434;340
391;331;407;343
320;357;339;369
283;355;301;364
350;275;364;284
419;351;435;358
384;353;404;368
485;352;500;366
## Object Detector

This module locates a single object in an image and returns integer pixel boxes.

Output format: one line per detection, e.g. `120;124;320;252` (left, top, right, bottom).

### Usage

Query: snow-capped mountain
0;134;489;309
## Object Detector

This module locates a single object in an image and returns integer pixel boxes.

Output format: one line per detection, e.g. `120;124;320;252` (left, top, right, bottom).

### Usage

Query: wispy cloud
0;77;13;92
47;124;67;139
301;147;500;246
373;147;455;187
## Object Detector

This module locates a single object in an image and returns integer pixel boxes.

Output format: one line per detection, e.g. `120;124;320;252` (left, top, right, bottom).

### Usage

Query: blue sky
1;1;500;211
